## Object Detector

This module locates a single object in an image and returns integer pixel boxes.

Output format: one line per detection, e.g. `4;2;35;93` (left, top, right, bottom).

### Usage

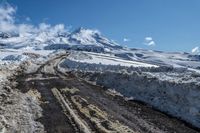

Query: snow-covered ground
67;51;158;68
0;58;45;132
112;48;200;69
1;27;200;129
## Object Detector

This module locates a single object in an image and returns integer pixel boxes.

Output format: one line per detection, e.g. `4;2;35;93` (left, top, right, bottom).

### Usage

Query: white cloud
191;46;199;54
123;38;131;42
0;3;16;32
39;23;51;31
18;24;37;36
144;37;156;46
51;24;65;34
145;37;153;41
0;4;15;23
25;17;31;21
147;40;155;46
0;3;67;36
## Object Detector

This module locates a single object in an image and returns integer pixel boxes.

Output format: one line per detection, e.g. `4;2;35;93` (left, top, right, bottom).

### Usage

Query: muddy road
16;54;200;133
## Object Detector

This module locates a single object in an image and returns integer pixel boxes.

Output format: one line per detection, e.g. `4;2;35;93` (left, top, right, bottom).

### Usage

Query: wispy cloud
0;3;68;36
0;3;16;32
191;46;199;54
123;38;131;42
25;17;31;21
144;37;156;46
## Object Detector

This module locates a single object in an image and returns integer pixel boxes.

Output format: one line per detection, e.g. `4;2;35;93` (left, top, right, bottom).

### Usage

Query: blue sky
3;0;200;52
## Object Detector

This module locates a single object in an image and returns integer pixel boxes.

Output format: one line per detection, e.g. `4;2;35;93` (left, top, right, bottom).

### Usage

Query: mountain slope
1;28;200;131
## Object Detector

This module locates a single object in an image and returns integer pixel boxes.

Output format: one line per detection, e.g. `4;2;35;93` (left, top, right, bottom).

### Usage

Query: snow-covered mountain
0;27;122;51
1;27;200;70
67;27;122;49
0;32;11;39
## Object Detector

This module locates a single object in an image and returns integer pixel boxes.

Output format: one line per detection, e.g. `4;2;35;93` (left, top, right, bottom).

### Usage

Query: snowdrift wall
77;71;200;128
60;59;200;128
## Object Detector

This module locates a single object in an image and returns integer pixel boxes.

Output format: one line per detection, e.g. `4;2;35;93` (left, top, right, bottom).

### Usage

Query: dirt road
16;54;200;133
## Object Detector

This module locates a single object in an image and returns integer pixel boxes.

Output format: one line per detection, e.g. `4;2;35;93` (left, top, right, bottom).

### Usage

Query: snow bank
0;63;44;132
59;57;200;128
